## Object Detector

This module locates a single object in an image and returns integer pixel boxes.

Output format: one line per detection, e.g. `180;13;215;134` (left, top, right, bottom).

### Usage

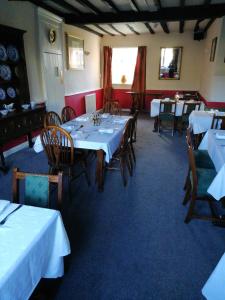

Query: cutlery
75;125;84;131
0;204;23;225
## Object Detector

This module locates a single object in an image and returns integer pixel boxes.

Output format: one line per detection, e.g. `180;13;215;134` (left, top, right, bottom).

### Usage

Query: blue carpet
1;114;225;300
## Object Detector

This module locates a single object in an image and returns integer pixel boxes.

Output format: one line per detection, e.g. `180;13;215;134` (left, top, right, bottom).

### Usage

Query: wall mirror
159;47;182;80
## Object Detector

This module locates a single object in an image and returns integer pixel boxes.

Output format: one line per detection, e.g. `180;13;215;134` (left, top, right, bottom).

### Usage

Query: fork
0;204;23;225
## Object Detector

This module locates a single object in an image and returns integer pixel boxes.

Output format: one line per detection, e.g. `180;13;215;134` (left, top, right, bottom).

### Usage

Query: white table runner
0;201;70;300
34;114;130;163
199;129;225;200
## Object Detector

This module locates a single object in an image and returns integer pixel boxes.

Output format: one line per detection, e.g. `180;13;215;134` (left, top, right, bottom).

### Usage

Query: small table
199;129;225;200
202;252;225;300
125;91;144;113
0;201;70;300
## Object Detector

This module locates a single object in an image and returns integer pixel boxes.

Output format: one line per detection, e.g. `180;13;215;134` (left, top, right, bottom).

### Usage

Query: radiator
85;93;96;113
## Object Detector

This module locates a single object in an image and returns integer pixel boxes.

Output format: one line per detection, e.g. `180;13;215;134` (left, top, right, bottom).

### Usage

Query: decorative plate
7;45;19;62
0;88;6;100
7;87;16;98
0;44;7;61
0;65;11;81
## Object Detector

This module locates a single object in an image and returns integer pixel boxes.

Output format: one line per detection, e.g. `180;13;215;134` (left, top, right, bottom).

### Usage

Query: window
112;47;137;84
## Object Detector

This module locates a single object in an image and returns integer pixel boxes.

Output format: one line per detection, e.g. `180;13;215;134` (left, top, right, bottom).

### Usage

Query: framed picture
210;37;217;62
65;34;84;70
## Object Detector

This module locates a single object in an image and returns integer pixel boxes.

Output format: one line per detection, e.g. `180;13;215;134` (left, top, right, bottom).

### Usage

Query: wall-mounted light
84;50;90;56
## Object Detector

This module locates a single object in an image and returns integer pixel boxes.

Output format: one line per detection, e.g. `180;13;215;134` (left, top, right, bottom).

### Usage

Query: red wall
65;88;103;116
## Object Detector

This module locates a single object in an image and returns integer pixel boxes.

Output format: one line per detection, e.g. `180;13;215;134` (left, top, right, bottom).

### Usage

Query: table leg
0;151;8;173
27;133;34;148
153;117;158;132
96;150;105;192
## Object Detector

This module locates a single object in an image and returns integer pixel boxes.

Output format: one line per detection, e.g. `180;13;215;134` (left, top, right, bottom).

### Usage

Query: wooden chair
107;119;133;186
183;127;215;191
40;125;90;188
179;101;201;133
12;167;63;210
211;115;225;130
103;101;112;113
61;106;76;123
44;111;62;127
158;100;177;136
129;110;139;163
110;101;121;115
183;130;223;224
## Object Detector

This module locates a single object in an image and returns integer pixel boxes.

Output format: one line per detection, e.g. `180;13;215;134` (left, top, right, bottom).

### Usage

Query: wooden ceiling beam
144;22;155;34
154;0;169;33
103;0;120;12
94;24;115;36
28;0;65;17
52;0;82;14
127;24;140;35
109;24;126;36
160;21;169;33
129;0;141;12
75;0;101;14
75;25;103;37
204;18;216;33
64;4;225;24
179;0;185;33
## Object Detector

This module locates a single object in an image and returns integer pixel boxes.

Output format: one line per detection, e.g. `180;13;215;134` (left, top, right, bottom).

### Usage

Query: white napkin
101;113;110;118
113;119;126;124
216;132;225;140
76;116;89;122
0;200;10;215
98;128;114;134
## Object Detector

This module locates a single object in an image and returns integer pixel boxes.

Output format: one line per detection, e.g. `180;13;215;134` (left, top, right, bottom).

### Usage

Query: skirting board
3;138;36;158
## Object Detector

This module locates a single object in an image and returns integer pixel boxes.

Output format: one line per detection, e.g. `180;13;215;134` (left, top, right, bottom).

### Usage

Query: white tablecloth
0;201;71;300
199;129;225;200
150;99;204;117
34;114;130;163
189;110;225;134
202;253;225;300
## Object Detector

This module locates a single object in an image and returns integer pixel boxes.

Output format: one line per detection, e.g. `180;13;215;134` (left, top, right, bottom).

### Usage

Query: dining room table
198;129;225;200
0;200;70;300
34;113;131;191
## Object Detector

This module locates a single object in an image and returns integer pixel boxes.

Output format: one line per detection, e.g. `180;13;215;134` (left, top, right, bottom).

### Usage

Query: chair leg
183;183;191;205
130;143;136;164
119;157;127;186
184;194;196;223
126;152;133;176
183;168;190;190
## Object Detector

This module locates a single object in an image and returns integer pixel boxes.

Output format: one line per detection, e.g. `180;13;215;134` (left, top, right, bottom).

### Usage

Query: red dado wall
65;89;103;115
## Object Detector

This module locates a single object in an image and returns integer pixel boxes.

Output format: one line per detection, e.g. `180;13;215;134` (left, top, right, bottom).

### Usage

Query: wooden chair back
159;100;176;115
211;115;225;130
186;128;198;195
44;111;62;127
103;101;111;113
61;106;76;123
12;167;63;210
40;125;74;171
110;101;121;115
182;101;201;116
118;118;133;154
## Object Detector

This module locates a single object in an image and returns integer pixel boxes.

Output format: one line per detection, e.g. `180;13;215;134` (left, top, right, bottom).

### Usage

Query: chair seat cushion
194;150;215;169
190;168;217;197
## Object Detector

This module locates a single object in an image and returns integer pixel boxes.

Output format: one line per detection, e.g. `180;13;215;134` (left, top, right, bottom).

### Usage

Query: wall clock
48;29;56;44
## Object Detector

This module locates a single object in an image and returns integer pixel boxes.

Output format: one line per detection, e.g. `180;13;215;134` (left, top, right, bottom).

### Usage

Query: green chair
13;167;63;210
183;131;223;224
179;101;201;133
158;100;176;136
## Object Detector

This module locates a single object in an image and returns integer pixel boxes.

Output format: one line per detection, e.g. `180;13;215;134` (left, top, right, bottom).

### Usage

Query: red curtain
131;46;146;110
103;46;112;103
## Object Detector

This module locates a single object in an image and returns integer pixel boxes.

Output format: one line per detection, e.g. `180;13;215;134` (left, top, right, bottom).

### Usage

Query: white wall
63;24;101;95
199;18;225;102
102;31;204;91
0;0;43;102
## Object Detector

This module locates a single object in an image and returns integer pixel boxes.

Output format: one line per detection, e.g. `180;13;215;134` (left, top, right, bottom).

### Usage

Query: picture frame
210;37;217;62
65;34;84;70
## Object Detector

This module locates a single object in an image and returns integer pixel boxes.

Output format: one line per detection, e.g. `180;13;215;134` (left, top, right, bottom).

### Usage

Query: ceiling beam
52;0;82;15
103;0;120;12
144;22;155;34
129;0;141;12
204;0;211;5
179;0;185;33
154;0;169;33
127;24;140;35
75;25;103;37
28;0;65;17
75;0;101;14
64;4;225;24
160;21;169;33
109;24;126;36
94;24;115;36
204;18;216;33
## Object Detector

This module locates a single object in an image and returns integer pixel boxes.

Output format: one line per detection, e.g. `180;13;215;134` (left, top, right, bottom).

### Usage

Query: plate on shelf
7;87;16;98
0;88;6;100
7;45;19;62
0;44;7;61
0;65;12;80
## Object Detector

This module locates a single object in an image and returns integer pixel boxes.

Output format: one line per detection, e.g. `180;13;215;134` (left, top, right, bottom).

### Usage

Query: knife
0;204;23;225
